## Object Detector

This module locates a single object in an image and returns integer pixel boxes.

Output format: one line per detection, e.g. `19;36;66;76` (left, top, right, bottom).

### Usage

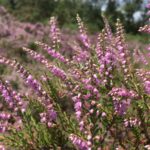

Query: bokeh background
0;0;149;33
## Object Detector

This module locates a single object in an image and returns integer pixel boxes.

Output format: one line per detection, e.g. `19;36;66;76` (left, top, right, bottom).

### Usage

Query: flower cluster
35;41;68;63
139;25;150;34
0;80;26;112
0;56;57;127
124;118;141;127
0;80;26;133
136;69;150;94
115;20;130;81
72;94;82;121
76;14;91;49
49;16;61;49
69;134;90;150
109;87;137;115
23;47;67;80
73;48;90;63
96;27;115;86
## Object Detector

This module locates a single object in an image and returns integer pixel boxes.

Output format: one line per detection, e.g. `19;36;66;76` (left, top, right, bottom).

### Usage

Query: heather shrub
0;3;150;150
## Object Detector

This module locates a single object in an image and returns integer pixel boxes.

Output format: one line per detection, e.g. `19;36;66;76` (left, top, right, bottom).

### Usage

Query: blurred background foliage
0;0;148;33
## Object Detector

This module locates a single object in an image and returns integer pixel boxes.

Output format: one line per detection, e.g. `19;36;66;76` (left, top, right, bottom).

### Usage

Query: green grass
126;33;150;44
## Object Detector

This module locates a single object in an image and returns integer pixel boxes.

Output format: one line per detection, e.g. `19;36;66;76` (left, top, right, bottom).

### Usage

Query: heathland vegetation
0;0;150;149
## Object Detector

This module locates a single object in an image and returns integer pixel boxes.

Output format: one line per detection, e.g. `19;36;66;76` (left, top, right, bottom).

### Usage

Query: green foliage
10;80;19;90
2;112;53;149
0;64;6;75
0;98;75;149
0;78;81;149
126;33;150;44
28;42;38;51
14;48;29;63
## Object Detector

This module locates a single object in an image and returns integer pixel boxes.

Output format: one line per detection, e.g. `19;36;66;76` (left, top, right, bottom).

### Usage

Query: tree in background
8;0;16;9
123;0;144;33
0;0;148;33
53;0;81;25
104;0;125;31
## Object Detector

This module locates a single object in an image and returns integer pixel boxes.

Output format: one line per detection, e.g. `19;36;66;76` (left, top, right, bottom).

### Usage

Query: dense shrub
0;3;150;150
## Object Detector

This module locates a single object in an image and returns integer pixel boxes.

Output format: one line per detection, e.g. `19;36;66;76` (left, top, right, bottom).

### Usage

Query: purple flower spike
69;134;90;150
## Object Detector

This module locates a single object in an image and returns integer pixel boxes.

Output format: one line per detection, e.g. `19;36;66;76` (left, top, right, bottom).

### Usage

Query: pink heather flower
80;34;90;49
0;56;57;125
0;145;5;150
47;109;57;121
124;118;141;127
24;74;47;99
49;16;61;48
139;25;150;33
101;112;106;117
47;47;67;63
83;93;91;100
109;88;137;115
23;47;67;80
49;65;67;80
69;134;90;150
35;41;68;63
144;81;150;94
76;14;91;49
75;111;82;120
72;95;82;120
96;33;103;65
40;109;57;127
136;69;150;94
0;81;27;132
79;120;84;131
0;81;26;112
73;50;90;63
75;101;82;111
0;112;11;120
115;20;131;81
81;77;100;99
92;74;101;86
41;75;48;81
96;33;115;85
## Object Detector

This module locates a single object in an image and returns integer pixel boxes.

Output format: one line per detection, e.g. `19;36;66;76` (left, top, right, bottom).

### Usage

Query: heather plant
0;3;150;150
